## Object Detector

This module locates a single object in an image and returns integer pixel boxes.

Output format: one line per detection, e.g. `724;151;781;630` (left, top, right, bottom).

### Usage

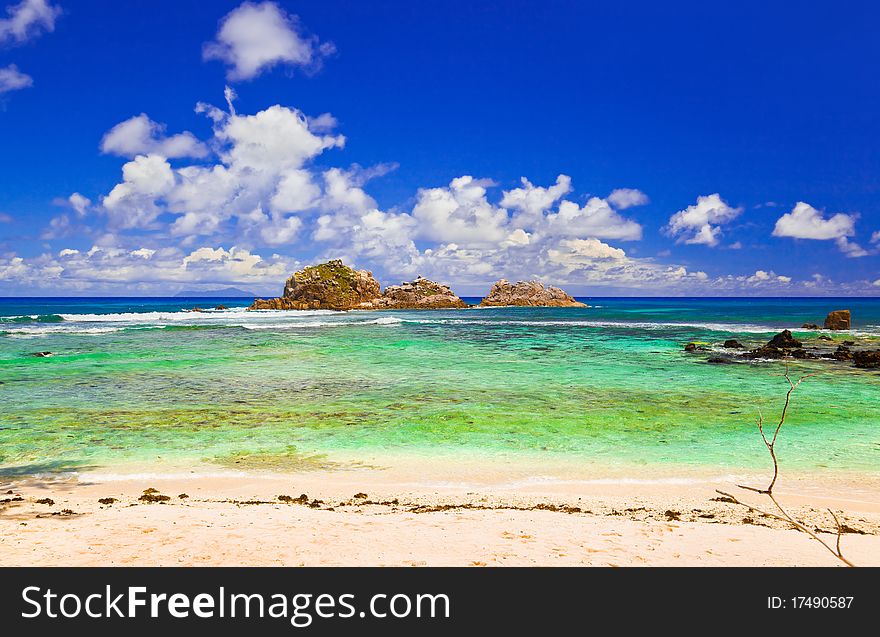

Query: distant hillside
174;287;256;298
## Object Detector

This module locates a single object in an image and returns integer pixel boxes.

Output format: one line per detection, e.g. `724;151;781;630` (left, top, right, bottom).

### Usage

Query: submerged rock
820;345;853;361
361;276;468;310
480;279;587;307
801;323;821;330
853;350;880;368
30;351;55;357
824;309;851;330
249;260;382;311
707;357;731;364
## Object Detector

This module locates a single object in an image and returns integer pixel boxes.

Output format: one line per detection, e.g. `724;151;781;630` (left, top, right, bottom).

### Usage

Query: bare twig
718;366;854;567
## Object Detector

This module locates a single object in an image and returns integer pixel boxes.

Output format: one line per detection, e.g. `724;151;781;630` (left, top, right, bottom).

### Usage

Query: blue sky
0;0;878;296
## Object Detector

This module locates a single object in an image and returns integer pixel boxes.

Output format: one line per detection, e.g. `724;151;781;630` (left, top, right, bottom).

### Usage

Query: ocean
1;297;878;481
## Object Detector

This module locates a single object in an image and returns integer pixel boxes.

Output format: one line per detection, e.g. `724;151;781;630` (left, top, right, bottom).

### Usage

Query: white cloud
545;197;643;240
745;270;792;285
547;238;627;267
203;1;334;81
607;188;649;209
68;192;91;216
772;201;856;240
96;96;345;242
102;154;176;229
835;237;869;258
0;244;296;293
101;114;209;159
412;176;509;246
665;193;742;246
0;63;31;93
500;174;571;226
772;202;869;256
0;0;59;44
41;90;864;296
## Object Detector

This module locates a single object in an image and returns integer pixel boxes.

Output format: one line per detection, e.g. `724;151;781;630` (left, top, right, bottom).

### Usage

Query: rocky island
480;279;587;308
250;260;381;310
249;260;467;311
250;260;588;311
361;276;468;310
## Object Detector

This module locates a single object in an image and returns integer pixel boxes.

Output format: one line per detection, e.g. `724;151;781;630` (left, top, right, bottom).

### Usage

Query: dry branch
718;367;854;567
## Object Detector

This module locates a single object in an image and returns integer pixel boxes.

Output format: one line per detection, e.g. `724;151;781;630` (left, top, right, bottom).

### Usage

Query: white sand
2;461;878;567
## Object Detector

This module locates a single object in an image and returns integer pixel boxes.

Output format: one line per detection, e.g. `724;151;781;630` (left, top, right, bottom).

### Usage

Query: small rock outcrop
361;276;468;310
742;330;813;360
824;310;851;330
853;350;880;369
250;260;381;311
723;339;744;349
480;279;587;308
801;323;821;330
820;345;853;361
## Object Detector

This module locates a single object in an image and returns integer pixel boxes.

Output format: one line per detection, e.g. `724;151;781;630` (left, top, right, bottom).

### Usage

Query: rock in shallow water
853;350;880;368
824;309;851;330
741;330;807;359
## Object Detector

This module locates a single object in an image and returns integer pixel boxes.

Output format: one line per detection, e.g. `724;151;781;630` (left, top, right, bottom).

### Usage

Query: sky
0;0;879;297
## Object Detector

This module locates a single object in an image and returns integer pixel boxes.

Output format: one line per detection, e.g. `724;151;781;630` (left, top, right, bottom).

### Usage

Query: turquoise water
1;297;879;478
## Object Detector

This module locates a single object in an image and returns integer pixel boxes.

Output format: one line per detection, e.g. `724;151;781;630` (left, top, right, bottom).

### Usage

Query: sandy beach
3;458;879;567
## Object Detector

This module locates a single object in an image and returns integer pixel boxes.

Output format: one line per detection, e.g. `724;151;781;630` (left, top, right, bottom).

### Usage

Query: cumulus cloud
203;1;334;81
0;0;59;44
745;270;792;285
412;176;508;246
772;202;869;257
102;154;176;229
0;63;31;93
772;201;856;240
544;197;643;241
500;174;572;226
101;114;209;159
24;90;834;296
0;244;296;293
547;238;627;268
665;194;742;247
607;188;649;210
68;192;91;216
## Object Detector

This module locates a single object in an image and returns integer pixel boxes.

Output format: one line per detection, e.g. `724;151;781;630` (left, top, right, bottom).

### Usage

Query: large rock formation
249;261;466;311
361;276;468;310
480;279;587;308
249;260;381;311
824;309;851;330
